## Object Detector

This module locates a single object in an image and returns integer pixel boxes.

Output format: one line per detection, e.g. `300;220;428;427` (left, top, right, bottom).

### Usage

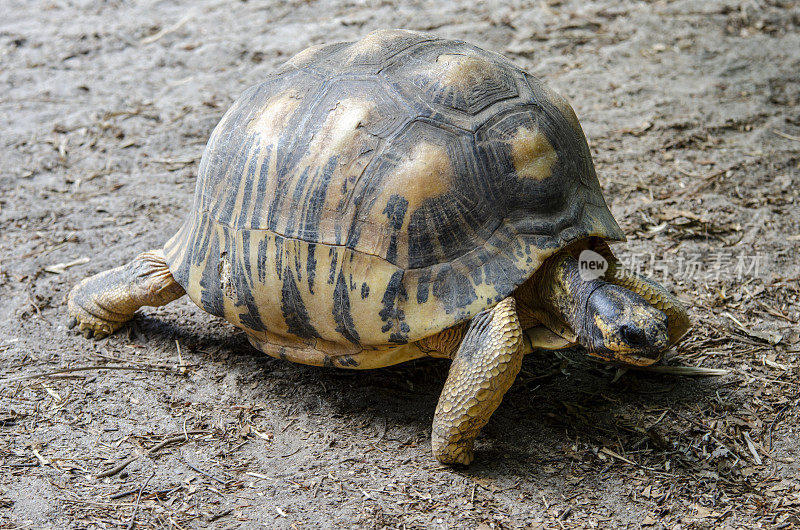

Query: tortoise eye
620;323;647;347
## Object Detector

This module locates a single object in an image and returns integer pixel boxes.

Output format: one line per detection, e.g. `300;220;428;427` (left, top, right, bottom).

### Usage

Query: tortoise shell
163;29;624;353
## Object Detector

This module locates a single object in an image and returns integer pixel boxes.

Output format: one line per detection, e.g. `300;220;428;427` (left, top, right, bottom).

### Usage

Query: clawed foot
65;249;185;341
66;295;125;339
431;434;474;465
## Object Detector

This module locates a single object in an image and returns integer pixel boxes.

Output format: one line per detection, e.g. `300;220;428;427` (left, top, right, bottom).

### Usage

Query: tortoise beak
587;350;662;367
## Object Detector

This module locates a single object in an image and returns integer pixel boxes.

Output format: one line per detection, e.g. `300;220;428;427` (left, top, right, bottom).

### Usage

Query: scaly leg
431;297;524;465
67;249;185;338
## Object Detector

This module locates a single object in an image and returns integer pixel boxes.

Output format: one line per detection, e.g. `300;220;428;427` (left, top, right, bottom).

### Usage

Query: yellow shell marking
289;97;379;243
510;126;557;181
310;98;377;159
391;142;453;216
371;141;454;265
246;89;303;147
435;54;498;89
287;43;329;68
345;29;424;62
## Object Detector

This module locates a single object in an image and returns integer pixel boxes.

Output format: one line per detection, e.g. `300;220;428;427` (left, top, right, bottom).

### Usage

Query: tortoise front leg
431;297;524;465
67;249;185;338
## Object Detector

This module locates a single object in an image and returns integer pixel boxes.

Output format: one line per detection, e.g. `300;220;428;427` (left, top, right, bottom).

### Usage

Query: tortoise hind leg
67;249;185;338
432;297;524;465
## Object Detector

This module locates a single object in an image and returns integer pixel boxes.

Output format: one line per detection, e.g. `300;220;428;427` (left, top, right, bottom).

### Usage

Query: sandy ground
1;0;799;528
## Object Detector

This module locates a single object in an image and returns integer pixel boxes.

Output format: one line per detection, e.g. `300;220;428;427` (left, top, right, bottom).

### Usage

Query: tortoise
68;29;690;465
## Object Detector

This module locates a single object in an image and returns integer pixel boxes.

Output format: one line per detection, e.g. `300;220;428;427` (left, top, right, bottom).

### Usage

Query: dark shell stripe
166;210;415;347
163;30;624;351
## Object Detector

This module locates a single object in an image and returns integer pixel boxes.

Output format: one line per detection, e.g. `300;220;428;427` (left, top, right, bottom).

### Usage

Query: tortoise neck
527;251;604;339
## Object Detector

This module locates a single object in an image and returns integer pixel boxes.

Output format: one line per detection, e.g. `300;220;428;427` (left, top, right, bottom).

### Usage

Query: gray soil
2;0;799;528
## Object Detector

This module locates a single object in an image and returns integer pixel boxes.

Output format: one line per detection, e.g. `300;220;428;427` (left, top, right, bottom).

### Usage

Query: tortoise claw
67;317;77;329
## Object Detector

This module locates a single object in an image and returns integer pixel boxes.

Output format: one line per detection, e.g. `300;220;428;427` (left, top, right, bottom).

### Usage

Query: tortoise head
529;250;671;366
578;283;669;366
